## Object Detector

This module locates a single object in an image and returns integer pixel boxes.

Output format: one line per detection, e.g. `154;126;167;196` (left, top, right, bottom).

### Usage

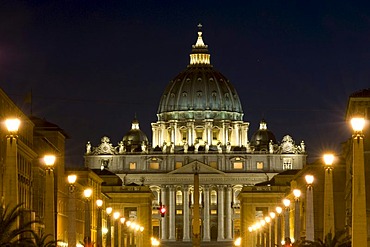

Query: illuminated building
84;25;307;245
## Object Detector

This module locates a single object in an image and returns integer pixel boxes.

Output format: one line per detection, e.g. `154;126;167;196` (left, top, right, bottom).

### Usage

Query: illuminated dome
250;120;276;151
152;25;249;148
157;24;243;122
122;118;149;152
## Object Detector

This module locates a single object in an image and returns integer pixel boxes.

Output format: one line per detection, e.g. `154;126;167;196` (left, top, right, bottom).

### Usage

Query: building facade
84;26;307;245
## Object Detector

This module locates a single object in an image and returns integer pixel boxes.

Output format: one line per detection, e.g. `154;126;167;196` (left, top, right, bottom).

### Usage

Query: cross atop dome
190;24;211;66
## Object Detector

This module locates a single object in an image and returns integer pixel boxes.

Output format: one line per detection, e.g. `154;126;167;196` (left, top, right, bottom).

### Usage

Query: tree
0;203;37;246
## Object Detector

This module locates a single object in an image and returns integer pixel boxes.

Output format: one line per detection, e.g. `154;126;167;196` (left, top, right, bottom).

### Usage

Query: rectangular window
176;210;182;215
211;210;217;215
233;162;243;169
209;161;217;169
129;162;136;170
283;158;292;170
150;162;159;169
256;162;264;170
175;162;183;169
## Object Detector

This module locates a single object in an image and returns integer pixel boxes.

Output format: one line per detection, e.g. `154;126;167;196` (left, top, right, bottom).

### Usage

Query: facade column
222;122;229;144
217;185;225;241
225;185;233;240
160;186;168;241
168;185;176;241
203;185;211;241
232;122;240;146
187;121;194;146
151;123;158;148
241;123;249;147
183;185;191;241
205;120;213;145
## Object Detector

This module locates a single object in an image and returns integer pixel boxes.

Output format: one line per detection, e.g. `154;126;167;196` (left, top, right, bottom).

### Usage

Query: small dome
250;120;276;151
122;118;149;151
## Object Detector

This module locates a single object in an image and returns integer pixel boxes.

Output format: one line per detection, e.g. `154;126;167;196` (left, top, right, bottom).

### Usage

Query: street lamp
276;206;283;246
84;188;93;246
106;207;113;247
113;212;120;247
350;117;367;247
96;199;103;247
283;198;291;241
68;174;77;247
3;118;21;210
323;153;335;239
293;189;301;242
305;175;314;241
120;217;126;247
44;154;56;241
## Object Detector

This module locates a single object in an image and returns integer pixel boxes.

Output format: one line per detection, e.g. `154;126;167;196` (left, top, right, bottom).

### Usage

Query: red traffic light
160;205;166;217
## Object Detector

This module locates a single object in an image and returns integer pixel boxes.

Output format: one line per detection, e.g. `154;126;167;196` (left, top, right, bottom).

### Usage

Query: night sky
1;1;369;165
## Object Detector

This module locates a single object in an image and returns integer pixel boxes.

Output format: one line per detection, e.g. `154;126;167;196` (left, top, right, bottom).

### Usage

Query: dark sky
1;1;370;165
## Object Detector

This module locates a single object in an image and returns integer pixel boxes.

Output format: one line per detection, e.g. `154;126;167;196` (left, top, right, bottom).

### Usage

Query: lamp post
106;207;113;247
120;217;126;247
283;199;291;241
305;175;314;241
323;154;335;239
293;189;301;243
96;199;103;247
113;211;120;247
3;118;20;210
67;174;77;247
276;206;283;246
84;188;93;246
44;154;56;241
269;212;276;247
350;117;367;247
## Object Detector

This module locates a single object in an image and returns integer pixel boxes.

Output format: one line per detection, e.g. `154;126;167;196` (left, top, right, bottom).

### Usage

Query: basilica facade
84;26;307;244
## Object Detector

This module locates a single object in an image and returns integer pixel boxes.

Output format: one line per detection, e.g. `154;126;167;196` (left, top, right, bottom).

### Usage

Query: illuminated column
222;122;229;144
203;185;211;241
160;186;168;240
323;154;335;239
106;207;113;247
241;123;249;147
168;185;176;240
84;188;93;245
217;185;225;241
225;185;233;240
283;199;291;240
96;199;103;247
350;117;368;247
293;189;301;242
4;118;20;211
305;175;315;241
232;122;240;146
205;120;212;145
183;185;190;241
151;124;158;148
120;217;126;247
44;155;56;241
113;212;120;247
187;121;195;146
68;175;77;247
276;207;283;246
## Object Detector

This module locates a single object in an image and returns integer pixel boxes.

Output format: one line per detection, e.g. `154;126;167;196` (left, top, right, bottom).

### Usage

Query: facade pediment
168;160;225;175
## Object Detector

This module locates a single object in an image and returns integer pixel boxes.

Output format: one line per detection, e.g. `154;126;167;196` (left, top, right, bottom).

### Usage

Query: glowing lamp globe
351;117;365;132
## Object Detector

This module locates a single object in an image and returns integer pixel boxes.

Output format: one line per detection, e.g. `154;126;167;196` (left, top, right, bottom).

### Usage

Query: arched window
176;190;183;205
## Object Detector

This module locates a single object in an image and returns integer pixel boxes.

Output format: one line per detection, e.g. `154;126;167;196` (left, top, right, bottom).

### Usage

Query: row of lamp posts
66;177;145;247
